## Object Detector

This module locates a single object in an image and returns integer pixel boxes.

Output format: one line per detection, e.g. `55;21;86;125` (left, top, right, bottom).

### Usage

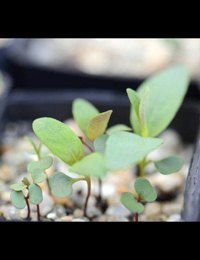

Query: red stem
36;205;41;221
25;196;31;220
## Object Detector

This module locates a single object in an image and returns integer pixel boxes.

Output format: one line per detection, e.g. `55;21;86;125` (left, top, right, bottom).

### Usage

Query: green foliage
73;99;112;141
94;134;108;154
10;183;27;191
120;192;144;214
49;172;73;198
72;98;99;135
128;65;190;137
28;156;53;183
10;191;26;209
154;155;184;175
106;124;132;135
86;110;112;141
28;184;43;205
105;132;163;170
70;152;107;178
33;117;85;165
134;178;157;202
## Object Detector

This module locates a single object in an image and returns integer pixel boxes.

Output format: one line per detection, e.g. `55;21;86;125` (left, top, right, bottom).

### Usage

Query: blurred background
0;38;199;79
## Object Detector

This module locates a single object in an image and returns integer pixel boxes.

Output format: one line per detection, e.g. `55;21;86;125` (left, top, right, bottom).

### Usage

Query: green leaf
28;156;53;183
105;132;163;171
134;178;157;202
72;98;99;135
86;110;113;141
120;192;144;214
22;177;30;187
130;107;142;135
49;172;73;198
137;65;190;137
11;191;26;209
30;168;47;183
127;88;141;114
29;184;43;205
138;86;150;136
32;118;85;165
94;134;109;154
70;152;107;178
106;124;132;135
10;183;27;191
154;155;184;175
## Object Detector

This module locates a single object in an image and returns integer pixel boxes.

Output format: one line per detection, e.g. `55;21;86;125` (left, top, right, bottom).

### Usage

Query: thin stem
72;177;86;184
97;178;102;202
134;213;139;222
25;196;31;220
79;137;94;153
36;205;41;221
83;176;91;217
138;157;148;177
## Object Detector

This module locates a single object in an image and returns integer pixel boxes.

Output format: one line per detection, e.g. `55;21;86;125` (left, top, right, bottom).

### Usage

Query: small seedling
105;65;190;176
10;155;53;221
121;178;157;222
32;110;112;217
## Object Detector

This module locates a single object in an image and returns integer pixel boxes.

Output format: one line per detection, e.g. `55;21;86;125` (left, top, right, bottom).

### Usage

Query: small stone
1;191;11;202
144;202;162;219
106;204;130;217
166;214;181;222
148;173;184;200
73;209;83;218
0;165;16;181
56;215;74;222
162;202;182;216
47;212;57;220
39;192;54;215
72;217;89;222
95;214;128;222
86;207;101;218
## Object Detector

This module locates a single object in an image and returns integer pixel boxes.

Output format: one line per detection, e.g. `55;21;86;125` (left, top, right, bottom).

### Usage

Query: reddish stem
134;197;141;222
79;136;93;152
36;205;41;221
25;196;31;220
83;177;91;217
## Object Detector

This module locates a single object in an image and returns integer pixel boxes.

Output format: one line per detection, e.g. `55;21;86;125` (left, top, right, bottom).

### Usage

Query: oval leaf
10;183;27;191
72;98;99;135
94;134;109;154
106;124;132;135
120;192;144;214
137;65;190;137
49;172;73;198
32;118;85;165
70;152;107;178
29;184;43;205
11;191;26;209
86;110;113;141
105;132;163;171
154;155;184;175
134;178;157;202
30;168;47;184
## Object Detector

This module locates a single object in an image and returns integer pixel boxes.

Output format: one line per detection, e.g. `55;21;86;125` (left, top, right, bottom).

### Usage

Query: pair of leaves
128;65;190;137
72;99;112;141
27;156;53;183
33;117;85;165
121;178;157;214
11;184;43;209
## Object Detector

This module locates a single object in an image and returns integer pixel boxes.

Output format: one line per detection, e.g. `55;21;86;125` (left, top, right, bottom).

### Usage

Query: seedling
104;65;190;221
10;155;53;220
121;178;157;222
72;98;112;206
32;105;112;217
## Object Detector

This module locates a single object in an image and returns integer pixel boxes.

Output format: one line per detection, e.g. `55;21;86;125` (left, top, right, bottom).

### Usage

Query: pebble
72;217;89;222
105;204;130;217
144;202;162;218
162;202;183;216
47;212;57;220
56;215;74;222
39;192;54;215
73;209;84;218
95;215;129;222
166;214;181;222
